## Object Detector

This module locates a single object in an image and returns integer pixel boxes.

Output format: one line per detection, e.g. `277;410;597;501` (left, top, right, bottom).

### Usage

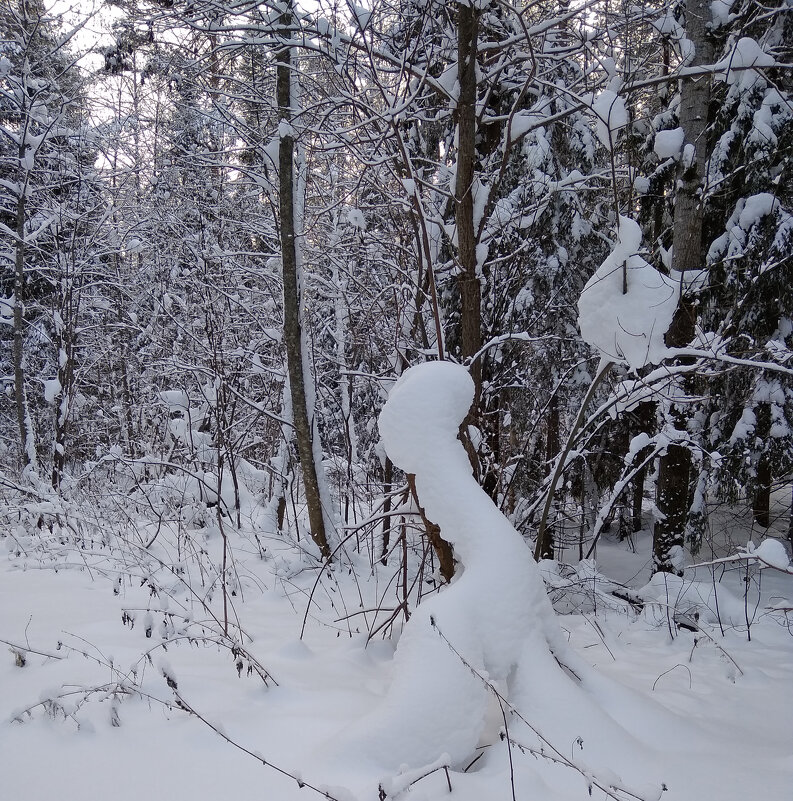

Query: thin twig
430;618;665;801
171;690;342;801
0;637;64;661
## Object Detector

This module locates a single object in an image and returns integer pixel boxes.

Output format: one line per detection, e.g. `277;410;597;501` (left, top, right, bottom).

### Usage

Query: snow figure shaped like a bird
328;361;685;795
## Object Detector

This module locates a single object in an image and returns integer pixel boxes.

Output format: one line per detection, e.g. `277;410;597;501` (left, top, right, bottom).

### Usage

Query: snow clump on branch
578;216;678;372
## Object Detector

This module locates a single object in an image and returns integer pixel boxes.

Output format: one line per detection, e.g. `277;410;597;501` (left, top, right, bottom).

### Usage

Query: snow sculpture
331;361;682;791
369;362;556;768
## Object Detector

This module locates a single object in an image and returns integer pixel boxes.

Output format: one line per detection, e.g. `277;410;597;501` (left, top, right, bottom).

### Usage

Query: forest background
0;0;792;797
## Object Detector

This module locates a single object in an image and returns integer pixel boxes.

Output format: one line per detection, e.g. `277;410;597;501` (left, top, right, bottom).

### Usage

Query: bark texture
13;137;37;472
455;4;482;402
408;474;455;583
535;392;560;560
752;403;772;529
652;0;713;574
277;10;331;561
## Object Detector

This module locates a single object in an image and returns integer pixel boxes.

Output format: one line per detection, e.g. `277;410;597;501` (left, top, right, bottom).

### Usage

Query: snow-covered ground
1;506;791;801
1;364;791;801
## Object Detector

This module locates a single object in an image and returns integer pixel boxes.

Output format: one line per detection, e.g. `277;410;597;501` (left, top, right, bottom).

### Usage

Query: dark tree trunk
400;2;483;581
753;458;772;530
277;5;330;561
408;475;455;583
536;392;560;560
653;438;691;573
277;495;287;531
632;402;655;533
455;4;481;401
652;0;713;575
381;456;393;565
631;468;646;534
51;320;75;489
13;137;36;473
752;404;772;528
788;483;793;552
653;300;696;574
455;2;485;482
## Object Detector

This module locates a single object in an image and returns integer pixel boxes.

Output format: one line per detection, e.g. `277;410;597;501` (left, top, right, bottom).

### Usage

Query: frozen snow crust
327;361;685;792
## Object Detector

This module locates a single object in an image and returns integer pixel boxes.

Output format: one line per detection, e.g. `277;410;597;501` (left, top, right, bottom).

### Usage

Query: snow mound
327;362;556;772
744;539;792;571
715;37;775;88
322;362;683;793
578;216;678;371
638;572;746;626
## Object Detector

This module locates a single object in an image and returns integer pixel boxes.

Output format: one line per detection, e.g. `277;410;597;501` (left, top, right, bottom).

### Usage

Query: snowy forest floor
1;488;791;801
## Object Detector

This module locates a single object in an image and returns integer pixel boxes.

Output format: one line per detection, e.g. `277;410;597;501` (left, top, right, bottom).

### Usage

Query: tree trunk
535;392;560;560
408;475;455;583
631;466;646;534
788;483;793;552
752;404;772;528
632;402;655;532
652;0;713;575
455;3;483;486
653;436;691;573
51;314;75;489
12;136;37;473
385;4;481;579
381;456;393;565
752;457;772;529
277;5;331;561
455;4;481;401
670;0;713;283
